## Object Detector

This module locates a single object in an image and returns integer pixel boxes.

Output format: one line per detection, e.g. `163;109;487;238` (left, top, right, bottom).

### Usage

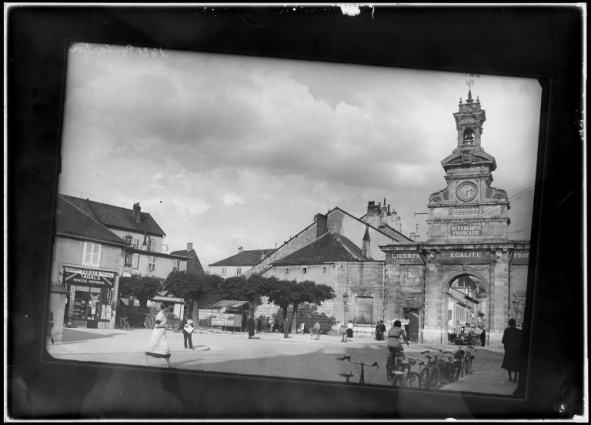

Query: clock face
456;182;478;202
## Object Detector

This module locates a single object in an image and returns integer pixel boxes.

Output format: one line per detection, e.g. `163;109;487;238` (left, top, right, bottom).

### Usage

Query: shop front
64;265;117;329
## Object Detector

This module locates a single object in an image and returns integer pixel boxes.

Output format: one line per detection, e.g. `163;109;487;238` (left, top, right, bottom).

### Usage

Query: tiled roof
272;231;369;266
170;249;206;275
55;195;127;245
209;249;276;267
60;194;166;236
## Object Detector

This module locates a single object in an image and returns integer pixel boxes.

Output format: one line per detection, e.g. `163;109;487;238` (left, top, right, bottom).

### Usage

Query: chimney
133;203;141;223
187;242;193;252
315;213;328;238
238;246;243;253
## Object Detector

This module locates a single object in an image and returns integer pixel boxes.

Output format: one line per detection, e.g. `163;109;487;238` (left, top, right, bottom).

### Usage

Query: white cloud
58;45;541;267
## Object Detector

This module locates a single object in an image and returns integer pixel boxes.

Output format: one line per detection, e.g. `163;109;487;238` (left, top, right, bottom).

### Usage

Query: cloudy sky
59;42;541;268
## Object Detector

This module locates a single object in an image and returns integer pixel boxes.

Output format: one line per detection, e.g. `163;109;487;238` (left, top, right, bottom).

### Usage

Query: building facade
247;90;530;347
381;90;529;347
209;247;276;278
49;195;188;339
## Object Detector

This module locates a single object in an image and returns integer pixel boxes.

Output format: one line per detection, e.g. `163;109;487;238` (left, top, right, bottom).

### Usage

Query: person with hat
181;314;195;350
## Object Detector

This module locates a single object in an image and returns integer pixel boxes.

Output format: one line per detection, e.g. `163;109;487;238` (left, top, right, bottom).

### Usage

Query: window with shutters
132;253;139;269
221;268;226;277
124;253;133;267
148;256;155;271
82;242;101;267
173;259;180;272
301;267;307;275
285;267;290;276
236;268;242;275
321;266;327;275
150;239;157;253
132;237;139;249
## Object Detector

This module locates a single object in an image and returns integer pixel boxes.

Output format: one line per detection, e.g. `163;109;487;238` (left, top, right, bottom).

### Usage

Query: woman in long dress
141;303;173;368
501;318;522;382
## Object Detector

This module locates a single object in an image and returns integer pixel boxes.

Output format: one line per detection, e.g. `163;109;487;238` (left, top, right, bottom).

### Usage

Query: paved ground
47;327;519;396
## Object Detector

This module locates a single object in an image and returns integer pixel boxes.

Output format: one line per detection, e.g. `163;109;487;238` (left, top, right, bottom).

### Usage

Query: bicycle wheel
392;373;405;388
451;361;461;382
385;356;393;382
405;372;422;388
419;368;430;389
465;356;473;374
144;315;155;329
427;367;440;389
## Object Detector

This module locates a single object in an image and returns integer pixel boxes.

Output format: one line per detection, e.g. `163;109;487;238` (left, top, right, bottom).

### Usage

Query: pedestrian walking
311;321;321;340
283;315;291;339
181;316;194;349
346;320;354;339
141;303;173;368
247;315;256;339
480;328;486;347
46;309;54;345
501;318;522;383
339;321;347;342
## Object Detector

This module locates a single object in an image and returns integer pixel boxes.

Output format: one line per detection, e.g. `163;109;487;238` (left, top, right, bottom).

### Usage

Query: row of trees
118;271;336;331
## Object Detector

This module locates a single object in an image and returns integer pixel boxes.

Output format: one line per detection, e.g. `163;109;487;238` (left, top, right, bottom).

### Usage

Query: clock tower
426;89;511;243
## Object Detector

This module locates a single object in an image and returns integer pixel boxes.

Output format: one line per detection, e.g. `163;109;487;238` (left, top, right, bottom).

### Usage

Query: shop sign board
209;313;241;327
64;266;115;287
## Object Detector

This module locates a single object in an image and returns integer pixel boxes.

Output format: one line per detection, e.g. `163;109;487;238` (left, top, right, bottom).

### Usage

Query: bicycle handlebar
337;356;379;368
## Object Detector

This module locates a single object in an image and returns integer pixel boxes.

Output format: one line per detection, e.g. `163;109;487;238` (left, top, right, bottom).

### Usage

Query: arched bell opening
463;128;475;145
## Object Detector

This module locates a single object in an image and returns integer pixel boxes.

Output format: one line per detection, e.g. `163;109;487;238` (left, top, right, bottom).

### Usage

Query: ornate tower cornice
426;88;511;244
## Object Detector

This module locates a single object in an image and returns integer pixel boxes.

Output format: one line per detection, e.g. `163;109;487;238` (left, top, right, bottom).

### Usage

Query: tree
290;280;335;333
118;274;163;309
265;277;298;322
163;270;222;321
218;274;271;307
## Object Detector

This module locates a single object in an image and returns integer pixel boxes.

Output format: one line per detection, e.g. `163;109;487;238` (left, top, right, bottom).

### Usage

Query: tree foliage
118;274;163;308
163;271;223;317
290;280;335;330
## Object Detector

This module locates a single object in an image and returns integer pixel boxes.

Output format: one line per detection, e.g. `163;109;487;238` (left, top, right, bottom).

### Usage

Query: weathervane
466;73;480;90
465;73;480;102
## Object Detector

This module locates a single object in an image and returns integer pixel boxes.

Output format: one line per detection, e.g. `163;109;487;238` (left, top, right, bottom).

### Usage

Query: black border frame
7;5;584;420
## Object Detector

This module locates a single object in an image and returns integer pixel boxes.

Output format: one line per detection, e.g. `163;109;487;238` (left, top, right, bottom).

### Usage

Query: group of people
142;304;523;385
375;320;386;340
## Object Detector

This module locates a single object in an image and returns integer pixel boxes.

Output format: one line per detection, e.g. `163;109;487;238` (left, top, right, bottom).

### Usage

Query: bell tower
426;81;511;244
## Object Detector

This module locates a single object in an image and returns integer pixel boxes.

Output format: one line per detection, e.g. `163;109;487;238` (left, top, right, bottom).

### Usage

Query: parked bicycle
437;350;462;384
420;350;443;389
455;345;477;377
337;355;379;385
398;355;424;388
118;316;130;330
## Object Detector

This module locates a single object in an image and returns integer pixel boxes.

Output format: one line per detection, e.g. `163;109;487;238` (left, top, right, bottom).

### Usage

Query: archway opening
447;275;488;344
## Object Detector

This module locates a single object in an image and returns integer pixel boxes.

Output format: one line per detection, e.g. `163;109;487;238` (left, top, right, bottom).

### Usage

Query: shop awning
210;300;254;310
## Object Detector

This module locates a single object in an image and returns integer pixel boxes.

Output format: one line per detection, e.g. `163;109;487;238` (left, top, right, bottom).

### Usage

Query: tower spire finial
466;73;479;103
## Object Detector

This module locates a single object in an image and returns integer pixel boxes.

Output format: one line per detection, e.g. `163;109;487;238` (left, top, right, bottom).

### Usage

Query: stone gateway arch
380;89;530;348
